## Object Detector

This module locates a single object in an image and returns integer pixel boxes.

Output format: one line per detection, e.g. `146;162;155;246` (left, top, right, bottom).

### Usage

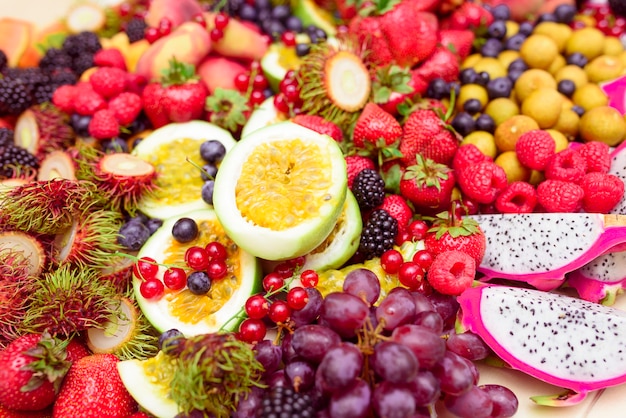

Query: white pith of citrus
131;121;236;220
213;121;348;261
134;208;260;336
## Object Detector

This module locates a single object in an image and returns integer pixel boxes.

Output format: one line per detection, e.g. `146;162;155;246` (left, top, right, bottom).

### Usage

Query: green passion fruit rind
134;208;261;336
213;121;348;261
131;121;237;220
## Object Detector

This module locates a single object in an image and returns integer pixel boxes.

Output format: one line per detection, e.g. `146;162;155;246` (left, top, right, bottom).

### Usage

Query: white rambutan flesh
14;105;75;160
324;51;371;112
0;231;46;277
37;150;77;181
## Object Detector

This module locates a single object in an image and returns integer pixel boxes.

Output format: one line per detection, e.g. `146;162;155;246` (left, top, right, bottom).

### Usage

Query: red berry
279;76;297;94
252;73;268;91
268;300;291;323
274;262;294;279
515;130;556;171
158;18;172;36
145;27;160;43
427;250;475;296
273;93;290;114
238;318;266;343
494;181;537;214
381;249;403;274
140;278;165;300
249;61;262;72
185;246;210;270
249;90;266;106
398;261;424;290
234;72;250;92
192;13;206;28
119;2;132;16
163;267;187;290
133;257;158;280
214;12;230;30
408;220;429;240
263;272;284;292
210;28;224;42
245;294;269;319
287;286;309;310
205;241;228;261
299;269;319;288
281;31;296;46
288;256;306;269
283;84;300;103
207;259;228;280
412;250;434;271
395;229;411;246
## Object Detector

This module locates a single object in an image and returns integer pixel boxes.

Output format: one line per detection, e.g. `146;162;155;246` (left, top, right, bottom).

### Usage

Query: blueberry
449;81;460;98
306;24;319;35
201;164;218;181
459;68;478;85
426;78;449;100
254;0;271;11
571;105;585;117
201;180;215;205
187;271;212;295
295;43;311;57
517;22;534;36
239;4;257;21
101;137;129;154
127;212;148;224
70;113;91;137
507;69;525;83
200;140;227;164
158;329;184;353
487;20;507;40
481;38;504;58
451;112;476;137
475;71;490;87
463;98;482;115
263;87;274;98
285;15;303;32
267;20;286;39
475;114;496;134
557;79;576;97
172;217;199;243
566;52;588;68
554;4;577;24
145;218;163;235
508;58;529;73
504;33;526;51
314;28;327;42
271;5;290;21
536;13;557;24
118;221;151;251
487;77;513;100
491;4;510;21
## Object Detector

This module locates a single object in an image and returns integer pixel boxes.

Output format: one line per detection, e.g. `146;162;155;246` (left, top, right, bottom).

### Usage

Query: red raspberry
426;250;475;296
73;87;107;116
452;143;491;174
580;172;624;213
52;84;77;113
125;73;147;94
375;194;413;232
515;129;556;170
89;67;127;98
544;148;587;182
457;161;507;205
345;155;376;189
108;92;142;125
93;48;127;70
292;114;343;142
536;179;584;213
88;109;120;139
494;181;537;213
576;141;611;173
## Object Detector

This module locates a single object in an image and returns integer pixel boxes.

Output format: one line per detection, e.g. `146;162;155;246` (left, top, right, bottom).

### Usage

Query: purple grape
267;370;288;388
427;292;460;329
281;332;298;363
291;287;323;326
445;385;494;418
320;292;369;338
432;351;475;396
254;340;282;375
391;324;446;369
328;379;371;418
318;342;363;391
284;359;315;392
372;381;416;418
376;288;416;331
371;341;419;384
411;291;435;314
404;371;440;407
232;386;264;418
446;331;490;361
291;324;341;364
480;384;519;418
413;311;444;334
343;268;381;305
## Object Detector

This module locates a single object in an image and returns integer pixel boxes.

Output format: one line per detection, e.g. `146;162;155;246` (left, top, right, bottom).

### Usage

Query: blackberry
259;386;315;418
0;77;31;116
125;18;148;43
39;48;73;74
62;31;102;57
352;169;385;211
0;145;39;178
33;82;57;104
0;128;14;146
0;50;7;72
49;68;78;86
609;0;626;17
71;54;95;76
359;209;398;260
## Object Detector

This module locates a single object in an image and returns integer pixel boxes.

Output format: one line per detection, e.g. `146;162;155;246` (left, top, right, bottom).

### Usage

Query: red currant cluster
143;13;208;44
234;61;270;107
133;240;230;301
273;69;303;116
237;257;319;344
574;3;626;37
209;12;229;42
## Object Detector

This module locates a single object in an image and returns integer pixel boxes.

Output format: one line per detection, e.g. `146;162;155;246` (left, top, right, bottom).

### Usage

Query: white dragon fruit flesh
568;248;626;305
469;213;626;291
609;140;626;215
457;285;626;401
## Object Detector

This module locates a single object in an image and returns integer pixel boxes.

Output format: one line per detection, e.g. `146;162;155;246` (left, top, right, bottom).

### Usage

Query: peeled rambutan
37;150;77;181
20;264;120;338
0;230;47;277
99;253;135;293
13;104;75;161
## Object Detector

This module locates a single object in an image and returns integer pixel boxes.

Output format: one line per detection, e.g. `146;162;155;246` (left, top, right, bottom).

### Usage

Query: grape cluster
234;267;519;418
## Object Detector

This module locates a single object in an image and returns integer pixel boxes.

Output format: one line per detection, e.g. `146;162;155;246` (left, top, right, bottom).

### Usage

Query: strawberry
576;141;611;173
438;29;475;61
441;2;494;30
93;48;127;71
88;109;120;139
580;172;624;213
494;181;537;214
108;92;143;126
399;155;456;212
424;208;486;266
372;65;416;116
352;102;402;149
399;108;460;166
346;155;376;189
544;148;587;183
376;194;413;232
456;161;507;205
0;403;51;417
427;250;475;296
89;67;127;99
142;58;208;129
292;114;343;142
515;130;556;171
536;179;584;213
51;85;77;114
412;46;460;84
0;334;75;411
52;353;137;418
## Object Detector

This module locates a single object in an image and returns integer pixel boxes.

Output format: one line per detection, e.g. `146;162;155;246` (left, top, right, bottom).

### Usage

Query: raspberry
345;155;376;189
125;73;147;94
89;67;127;98
544;148;587;182
291;114;343;142
52;84;78;113
494;181;537;213
457;161;507;205
536;179;584;213
426;250;475;296
576;141;611;173
108;92;142;125
375;194;413;232
73;87;107;116
452;143;491;174
515;129;556;170
580;172;624;213
93;48;127;71
88;109;120;139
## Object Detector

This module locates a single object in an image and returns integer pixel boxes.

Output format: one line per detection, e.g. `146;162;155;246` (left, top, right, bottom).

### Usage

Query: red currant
119;2;132;16
408;220;429;240
158;18;172;36
268;300;291;323
192;13;206;28
140;278;165;300
299;269;319;288
252;73;268;91
185;246;210;270
214;12;230;30
207;259;228;280
163;267;187;290
234;72;250;92
288;256;306;269
395;229;411;246
381;249;403;274
205;241;228;261
273;93;290;114
263;272;284;292
279;77;297;94
249;60;261;72
210;28;224;42
274;262;294;279
413;249;434;271
398;261;424;291
249;90;266;106
144;27;161;44
281;30;296;47
283;84;300;103
286;286;309;310
133;257;158;280
245;294;269;319
238;318;266;343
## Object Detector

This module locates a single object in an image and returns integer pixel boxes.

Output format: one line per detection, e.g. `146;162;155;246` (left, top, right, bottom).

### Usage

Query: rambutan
37;150;77;181
0;179;106;235
20;264;120;338
99;253;135;293
0;230;47;277
13;103;75;161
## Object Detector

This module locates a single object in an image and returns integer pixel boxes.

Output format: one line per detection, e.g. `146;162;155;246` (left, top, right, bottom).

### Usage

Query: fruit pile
2;0;626;417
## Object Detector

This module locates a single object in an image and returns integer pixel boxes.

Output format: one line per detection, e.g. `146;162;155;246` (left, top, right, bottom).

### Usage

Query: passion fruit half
134;208;261;336
240;96;286;138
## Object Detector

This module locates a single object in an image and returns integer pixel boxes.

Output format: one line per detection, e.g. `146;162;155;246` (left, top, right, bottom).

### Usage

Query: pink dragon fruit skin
609;141;626;215
567;248;626;305
457;284;626;399
470;213;626;291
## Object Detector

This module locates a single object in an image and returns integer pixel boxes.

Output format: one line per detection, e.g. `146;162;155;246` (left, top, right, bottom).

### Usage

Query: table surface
2;1;626;417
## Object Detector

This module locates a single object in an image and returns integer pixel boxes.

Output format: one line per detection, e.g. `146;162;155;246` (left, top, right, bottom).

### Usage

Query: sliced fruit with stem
13;104;75;161
0;230;46;277
213;121;347;260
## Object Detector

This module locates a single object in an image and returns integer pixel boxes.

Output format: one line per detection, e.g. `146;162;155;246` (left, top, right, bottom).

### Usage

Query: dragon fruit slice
567;248;626;305
609;141;626;215
469;213;626;291
457;285;626;402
